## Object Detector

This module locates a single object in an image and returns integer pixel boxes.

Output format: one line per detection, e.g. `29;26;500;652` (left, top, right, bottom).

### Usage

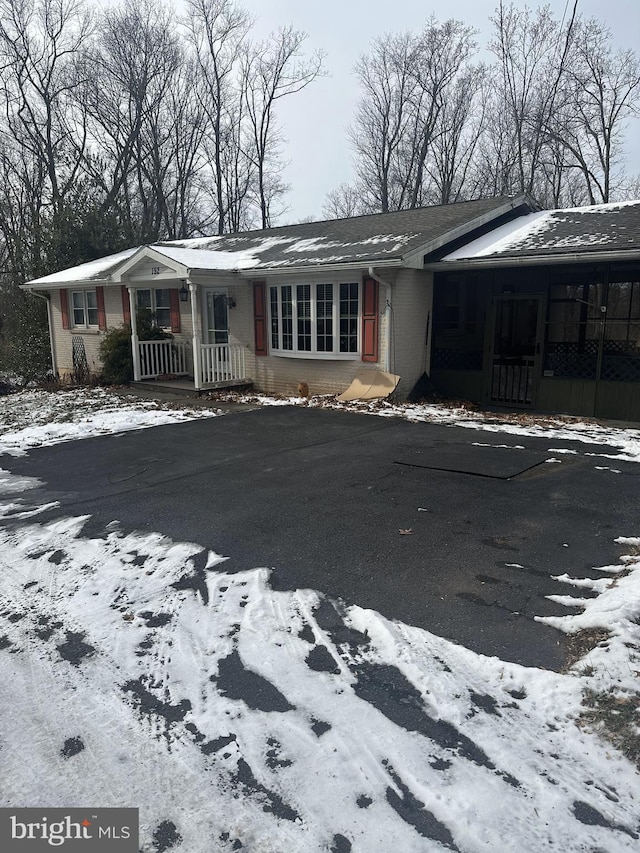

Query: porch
134;338;251;393
121;261;250;393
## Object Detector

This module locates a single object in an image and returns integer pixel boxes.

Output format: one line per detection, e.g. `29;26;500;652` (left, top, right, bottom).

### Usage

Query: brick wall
49;270;432;398
240;277;388;397
388;268;433;397
50;286;195;379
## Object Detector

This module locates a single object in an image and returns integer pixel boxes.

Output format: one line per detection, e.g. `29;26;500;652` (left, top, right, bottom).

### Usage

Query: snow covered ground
0;389;638;852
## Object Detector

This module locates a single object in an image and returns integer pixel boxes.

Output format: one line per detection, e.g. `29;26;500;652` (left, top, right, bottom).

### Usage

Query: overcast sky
236;0;640;222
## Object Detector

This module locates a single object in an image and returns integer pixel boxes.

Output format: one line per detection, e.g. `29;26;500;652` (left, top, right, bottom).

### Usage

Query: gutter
21;278;110;291
30;290;57;376
425;249;640;272
232;258;402;278
368;267;393;373
21;259;403;288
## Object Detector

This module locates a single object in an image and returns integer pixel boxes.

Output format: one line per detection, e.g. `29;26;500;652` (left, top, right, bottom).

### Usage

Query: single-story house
21;195;640;421
20;195;534;399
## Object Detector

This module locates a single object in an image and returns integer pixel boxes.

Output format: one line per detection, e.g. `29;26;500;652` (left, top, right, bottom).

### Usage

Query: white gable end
111;246;189;283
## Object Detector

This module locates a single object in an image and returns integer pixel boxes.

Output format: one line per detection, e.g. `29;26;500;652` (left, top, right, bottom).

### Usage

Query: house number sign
151;266;161;275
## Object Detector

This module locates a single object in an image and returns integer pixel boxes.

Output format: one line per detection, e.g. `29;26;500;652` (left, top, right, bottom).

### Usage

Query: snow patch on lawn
0;388;218;456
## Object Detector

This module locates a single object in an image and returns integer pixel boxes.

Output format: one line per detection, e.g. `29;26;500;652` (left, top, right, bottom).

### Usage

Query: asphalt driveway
4;406;637;669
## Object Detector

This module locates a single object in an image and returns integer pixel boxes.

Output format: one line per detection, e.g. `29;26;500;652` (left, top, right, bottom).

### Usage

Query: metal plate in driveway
395;443;548;479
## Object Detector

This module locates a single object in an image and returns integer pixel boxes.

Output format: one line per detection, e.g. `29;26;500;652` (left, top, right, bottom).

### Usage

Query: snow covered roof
438;200;640;264
23;196;529;287
159;196;523;270
25;247;139;286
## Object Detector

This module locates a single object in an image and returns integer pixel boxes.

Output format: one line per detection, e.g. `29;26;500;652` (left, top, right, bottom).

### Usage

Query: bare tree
349;32;417;213
242;26;324;228
488;2;640;206
425;65;487;204
542;17;640;203
345;19;478;213
0;0;92;213
322;183;367;220
405;19;478;208
0;0;92;273
488;0;580;201
80;0;186;242
183;0;252;234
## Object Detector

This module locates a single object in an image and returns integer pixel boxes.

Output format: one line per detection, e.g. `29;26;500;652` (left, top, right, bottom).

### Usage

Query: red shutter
253;281;268;356
121;285;131;325
60;289;70;330
96;286;107;331
170;288;181;333
361;277;379;362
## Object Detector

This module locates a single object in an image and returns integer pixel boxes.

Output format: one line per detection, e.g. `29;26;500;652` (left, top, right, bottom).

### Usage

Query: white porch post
128;285;141;382
189;281;201;390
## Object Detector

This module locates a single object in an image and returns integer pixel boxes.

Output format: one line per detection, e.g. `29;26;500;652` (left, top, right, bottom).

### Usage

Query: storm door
488;295;542;406
204;289;229;345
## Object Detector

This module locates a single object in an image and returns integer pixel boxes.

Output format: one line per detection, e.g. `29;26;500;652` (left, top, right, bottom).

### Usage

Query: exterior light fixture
179;282;189;302
227;296;237;309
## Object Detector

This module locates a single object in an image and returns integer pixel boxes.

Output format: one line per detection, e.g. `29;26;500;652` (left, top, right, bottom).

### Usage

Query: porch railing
201;343;246;385
139;340;190;379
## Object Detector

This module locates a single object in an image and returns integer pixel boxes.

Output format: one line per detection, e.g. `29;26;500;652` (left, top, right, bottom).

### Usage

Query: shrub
98;309;172;385
99;325;134;384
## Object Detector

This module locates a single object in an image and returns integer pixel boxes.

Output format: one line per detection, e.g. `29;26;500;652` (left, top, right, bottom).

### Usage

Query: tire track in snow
2;501;639;851
0;520;312;851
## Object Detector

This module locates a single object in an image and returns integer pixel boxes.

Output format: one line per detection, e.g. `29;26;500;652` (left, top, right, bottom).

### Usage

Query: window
137;288;171;328
543;282;602;379
602;279;640;382
605;281;640;347
71;290;98;328
433;276;479;335
269;281;360;357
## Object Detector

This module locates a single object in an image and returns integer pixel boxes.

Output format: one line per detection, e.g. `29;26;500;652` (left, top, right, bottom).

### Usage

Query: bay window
269;281;360;357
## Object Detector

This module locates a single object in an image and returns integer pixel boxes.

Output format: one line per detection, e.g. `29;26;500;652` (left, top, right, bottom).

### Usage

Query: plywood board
337;370;401;402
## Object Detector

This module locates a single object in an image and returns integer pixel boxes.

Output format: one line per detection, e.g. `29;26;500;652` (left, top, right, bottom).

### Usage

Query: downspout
31;290;57;376
367;267;392;373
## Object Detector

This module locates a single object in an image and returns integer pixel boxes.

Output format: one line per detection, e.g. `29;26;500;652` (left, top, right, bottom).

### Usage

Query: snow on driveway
0;389;639;852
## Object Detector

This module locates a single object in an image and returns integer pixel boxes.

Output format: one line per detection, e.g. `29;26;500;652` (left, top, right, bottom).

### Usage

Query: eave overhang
425;249;640;272
402;194;535;268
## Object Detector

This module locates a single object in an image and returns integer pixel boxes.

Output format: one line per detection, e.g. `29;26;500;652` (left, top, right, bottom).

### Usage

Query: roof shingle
440;200;640;262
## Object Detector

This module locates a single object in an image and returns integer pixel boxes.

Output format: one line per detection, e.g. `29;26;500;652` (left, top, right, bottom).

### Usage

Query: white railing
200;343;246;385
139;340;190;379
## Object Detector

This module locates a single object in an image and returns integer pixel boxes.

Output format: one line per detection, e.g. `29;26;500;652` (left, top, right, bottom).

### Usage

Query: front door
488;295;543;406
204;289;229;345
